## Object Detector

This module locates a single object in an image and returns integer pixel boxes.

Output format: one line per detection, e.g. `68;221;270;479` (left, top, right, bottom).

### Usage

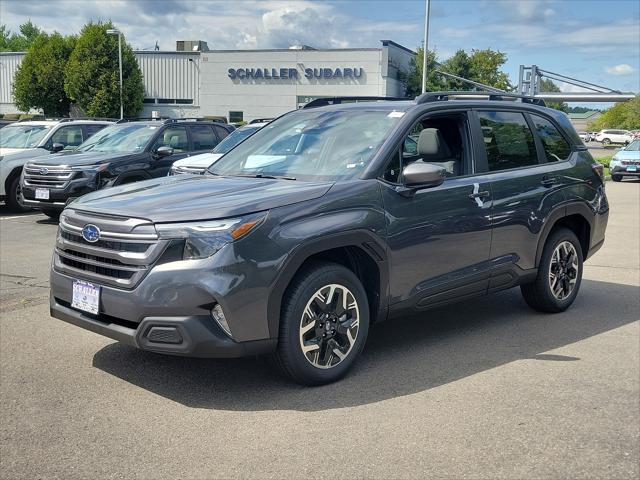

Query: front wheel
41;209;60;220
274;262;369;385
602;138;611;146
612;174;622;182
6;175;30;212
521;228;583;313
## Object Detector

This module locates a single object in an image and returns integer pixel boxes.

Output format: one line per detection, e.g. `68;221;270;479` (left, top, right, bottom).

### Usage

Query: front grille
622;160;640;166
54;209;169;289
170;165;206;175
24;163;75;188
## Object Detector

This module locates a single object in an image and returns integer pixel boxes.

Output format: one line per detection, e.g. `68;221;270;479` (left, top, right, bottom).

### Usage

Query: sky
1;0;639;103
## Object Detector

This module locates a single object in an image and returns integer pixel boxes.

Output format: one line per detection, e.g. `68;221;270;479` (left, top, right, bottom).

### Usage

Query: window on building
479;111;538;172
530;115;572;162
229;111;243;123
143;98;156;104
190;125;218;150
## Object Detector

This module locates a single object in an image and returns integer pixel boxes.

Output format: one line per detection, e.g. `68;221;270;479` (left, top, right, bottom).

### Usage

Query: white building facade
0;40;415;121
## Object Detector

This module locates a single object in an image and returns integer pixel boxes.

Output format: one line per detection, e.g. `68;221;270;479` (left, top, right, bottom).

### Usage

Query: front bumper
20;172;99;211
50;295;276;358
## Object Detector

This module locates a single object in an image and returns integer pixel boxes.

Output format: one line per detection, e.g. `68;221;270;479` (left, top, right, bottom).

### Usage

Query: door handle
541;176;559;187
468;191;490;199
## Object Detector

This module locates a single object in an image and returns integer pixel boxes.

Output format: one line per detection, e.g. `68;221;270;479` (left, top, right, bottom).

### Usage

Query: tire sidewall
7;175;28;212
280;264;370;385
539;229;584;310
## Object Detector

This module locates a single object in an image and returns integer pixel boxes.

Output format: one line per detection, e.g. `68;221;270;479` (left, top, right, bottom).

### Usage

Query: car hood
70;174;333;223
614;150;640;160
172;152;223;169
29;151;144;166
0;147;47;158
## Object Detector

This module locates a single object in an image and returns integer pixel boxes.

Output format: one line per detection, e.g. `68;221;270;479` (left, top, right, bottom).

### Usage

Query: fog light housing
211;304;232;338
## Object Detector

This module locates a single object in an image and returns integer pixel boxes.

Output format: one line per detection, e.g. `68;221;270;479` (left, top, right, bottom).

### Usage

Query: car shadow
92;279;639;411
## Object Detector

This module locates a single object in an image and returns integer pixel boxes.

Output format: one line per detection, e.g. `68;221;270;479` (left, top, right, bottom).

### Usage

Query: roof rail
58;117;118;122
415;91;546;107
116;116;172;123
162;117;218;124
303;96;409;109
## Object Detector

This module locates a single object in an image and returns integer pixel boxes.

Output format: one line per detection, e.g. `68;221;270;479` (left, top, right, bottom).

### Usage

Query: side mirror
155;146;174;158
51;143;65;153
402;162;446;189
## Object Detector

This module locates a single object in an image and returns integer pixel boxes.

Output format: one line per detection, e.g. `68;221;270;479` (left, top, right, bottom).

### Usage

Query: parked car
589;132;599;141
20;118;234;218
48;93;608;385
595;129;633;146
170;122;269;175
1;118;113;211
609;139;640;182
578;131;590;142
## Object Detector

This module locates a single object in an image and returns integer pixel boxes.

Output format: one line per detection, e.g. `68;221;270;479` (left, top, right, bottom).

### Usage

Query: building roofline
381;40;416;55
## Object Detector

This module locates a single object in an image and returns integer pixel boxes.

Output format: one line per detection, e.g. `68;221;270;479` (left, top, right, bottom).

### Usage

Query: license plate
35;188;50;200
627;165;637;172
71;280;100;315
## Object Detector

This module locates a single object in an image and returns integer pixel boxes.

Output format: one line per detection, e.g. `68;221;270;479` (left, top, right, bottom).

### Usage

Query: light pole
106;28;123;119
421;0;431;94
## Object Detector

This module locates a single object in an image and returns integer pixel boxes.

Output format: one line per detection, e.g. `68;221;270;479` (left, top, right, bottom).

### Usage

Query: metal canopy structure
518;65;636;103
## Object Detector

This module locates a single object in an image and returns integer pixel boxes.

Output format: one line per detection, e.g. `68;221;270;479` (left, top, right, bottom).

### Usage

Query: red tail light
592;163;605;183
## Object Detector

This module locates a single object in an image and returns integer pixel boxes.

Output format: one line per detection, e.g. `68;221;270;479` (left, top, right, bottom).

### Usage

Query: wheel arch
267;230;389;338
535;203;593;266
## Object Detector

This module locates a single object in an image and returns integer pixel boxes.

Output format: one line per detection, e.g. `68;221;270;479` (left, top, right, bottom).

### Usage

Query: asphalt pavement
1;180;638;479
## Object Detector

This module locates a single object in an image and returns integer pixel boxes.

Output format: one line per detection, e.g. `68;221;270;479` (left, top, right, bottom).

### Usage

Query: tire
274;261;370;385
521;228;583;313
612;174;622;182
602;138;611;146
5;175;30;212
41;209;60;220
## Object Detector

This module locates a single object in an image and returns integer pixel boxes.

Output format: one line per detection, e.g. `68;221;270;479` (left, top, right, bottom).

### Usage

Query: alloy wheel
298;284;360;369
549;241;579;300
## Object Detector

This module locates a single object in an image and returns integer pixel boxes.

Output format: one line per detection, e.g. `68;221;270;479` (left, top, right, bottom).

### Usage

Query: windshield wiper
226;173;297;181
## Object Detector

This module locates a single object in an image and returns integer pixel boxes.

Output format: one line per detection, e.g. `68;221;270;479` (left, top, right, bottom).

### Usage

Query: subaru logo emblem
81;224;100;243
39;167;49;175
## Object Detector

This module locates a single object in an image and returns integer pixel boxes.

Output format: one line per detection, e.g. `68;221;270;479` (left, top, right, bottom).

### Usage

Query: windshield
624;140;640;151
76;124;158;153
208;109;403;181
0;124;52;148
213;126;261;154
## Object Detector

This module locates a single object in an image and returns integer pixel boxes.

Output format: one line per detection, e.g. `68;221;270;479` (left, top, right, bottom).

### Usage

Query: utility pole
421;0;431;94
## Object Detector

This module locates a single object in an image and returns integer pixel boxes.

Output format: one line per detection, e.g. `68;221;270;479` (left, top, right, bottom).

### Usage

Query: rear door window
50;125;84;149
478;111;538;171
84;124;108;139
189;125;218;151
530;115;572;162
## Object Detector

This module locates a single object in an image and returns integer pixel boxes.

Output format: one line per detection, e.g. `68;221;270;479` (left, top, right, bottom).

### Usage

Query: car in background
589;132;598;141
609;139;640;182
578;131;590;142
250;118;274;124
1;118;113;211
170;122;268;175
595;129;633;146
20;119;234;218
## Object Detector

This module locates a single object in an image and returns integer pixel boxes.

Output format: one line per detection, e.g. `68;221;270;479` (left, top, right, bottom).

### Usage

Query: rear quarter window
530;115;572;162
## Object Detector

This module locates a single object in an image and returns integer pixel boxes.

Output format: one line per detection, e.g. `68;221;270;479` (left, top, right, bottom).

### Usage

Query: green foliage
539;79;568;112
588;97;640;130
401;47;512;97
64;21;144;118
0;21;43;52
13;32;75;116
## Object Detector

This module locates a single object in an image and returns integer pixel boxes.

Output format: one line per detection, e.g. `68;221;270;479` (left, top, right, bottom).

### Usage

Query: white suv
595;129;633;146
0;119;112;211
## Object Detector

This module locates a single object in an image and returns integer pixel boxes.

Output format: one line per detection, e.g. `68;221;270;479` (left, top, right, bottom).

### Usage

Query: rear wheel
612;174;622;182
274;262;369;385
6;175;29;212
521;228;583;313
41;209;60;220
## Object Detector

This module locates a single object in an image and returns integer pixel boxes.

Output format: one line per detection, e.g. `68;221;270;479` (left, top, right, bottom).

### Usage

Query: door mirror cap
155;146;174;157
51;143;65;153
402;162;446;189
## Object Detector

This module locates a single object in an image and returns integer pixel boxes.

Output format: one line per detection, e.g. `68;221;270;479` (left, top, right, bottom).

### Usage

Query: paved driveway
1;181;638;479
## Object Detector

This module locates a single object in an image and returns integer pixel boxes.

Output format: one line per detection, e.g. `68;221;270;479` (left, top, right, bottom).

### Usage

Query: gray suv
49;93;609;385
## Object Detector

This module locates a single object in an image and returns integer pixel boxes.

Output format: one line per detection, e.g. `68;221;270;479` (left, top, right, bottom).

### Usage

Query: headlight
155;213;265;260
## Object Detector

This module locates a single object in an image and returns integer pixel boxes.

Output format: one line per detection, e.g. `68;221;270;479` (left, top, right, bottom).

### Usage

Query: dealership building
0;40;415;122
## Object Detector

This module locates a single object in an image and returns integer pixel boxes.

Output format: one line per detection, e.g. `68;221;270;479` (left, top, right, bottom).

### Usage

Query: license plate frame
626;165;637;172
71;280;101;315
35;188;50;200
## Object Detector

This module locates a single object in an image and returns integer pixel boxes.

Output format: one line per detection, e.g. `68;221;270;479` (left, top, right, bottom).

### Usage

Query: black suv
48;93;608;385
20;118;234;218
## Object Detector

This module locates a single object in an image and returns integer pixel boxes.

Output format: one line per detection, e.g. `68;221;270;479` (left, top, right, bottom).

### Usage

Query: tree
12;32;75;116
64;21;144;118
467;49;512;91
0;20;43;52
539;79;568;112
400;47;446;98
589;97;640;131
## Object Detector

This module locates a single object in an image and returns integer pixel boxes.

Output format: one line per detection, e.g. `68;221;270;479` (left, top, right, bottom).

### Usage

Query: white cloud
605;64;635;75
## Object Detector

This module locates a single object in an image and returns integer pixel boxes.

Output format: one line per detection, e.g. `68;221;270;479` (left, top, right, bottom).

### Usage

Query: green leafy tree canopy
589;96;640;131
64;21;144;118
12;32;76;116
539;78;568;112
0;20;43;52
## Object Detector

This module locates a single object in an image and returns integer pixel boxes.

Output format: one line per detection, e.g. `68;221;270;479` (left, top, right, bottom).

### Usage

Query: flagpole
421;0;431;94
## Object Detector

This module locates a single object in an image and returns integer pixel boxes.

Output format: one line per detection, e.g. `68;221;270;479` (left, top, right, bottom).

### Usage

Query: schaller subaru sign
228;67;364;80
